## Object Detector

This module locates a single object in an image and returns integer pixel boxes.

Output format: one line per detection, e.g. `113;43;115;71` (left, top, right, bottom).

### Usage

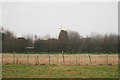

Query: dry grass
2;54;13;64
108;55;118;65
38;54;49;65
2;54;118;65
90;54;107;65
15;54;27;64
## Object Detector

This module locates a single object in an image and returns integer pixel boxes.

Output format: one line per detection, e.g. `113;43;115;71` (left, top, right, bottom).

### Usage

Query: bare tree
67;30;81;53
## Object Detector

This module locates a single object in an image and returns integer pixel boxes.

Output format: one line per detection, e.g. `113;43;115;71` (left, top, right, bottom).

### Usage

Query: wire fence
1;54;118;66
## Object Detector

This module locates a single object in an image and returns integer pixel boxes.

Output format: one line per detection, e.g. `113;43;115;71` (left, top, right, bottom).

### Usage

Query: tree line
0;27;119;53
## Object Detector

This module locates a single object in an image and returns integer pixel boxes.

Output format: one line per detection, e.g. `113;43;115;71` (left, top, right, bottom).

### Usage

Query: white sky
2;2;118;38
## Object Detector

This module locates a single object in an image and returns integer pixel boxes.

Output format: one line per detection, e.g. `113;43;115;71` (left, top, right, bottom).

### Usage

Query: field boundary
1;54;118;65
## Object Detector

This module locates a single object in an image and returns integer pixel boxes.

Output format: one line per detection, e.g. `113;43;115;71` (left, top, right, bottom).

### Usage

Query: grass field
2;64;118;78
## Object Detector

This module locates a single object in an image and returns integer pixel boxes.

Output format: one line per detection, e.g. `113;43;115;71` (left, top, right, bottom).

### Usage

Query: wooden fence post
37;54;39;65
49;55;50;64
63;54;64;64
89;55;92;65
27;55;29;64
76;54;77;65
13;54;15;64
107;55;108;65
57;54;59;65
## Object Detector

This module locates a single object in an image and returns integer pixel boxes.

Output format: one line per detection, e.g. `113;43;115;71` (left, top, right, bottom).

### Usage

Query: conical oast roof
58;30;69;42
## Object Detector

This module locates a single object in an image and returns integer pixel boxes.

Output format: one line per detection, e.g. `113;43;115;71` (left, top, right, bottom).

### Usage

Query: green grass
2;64;118;78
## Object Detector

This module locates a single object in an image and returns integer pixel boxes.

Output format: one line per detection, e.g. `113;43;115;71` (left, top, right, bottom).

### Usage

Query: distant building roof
58;30;69;42
26;47;34;49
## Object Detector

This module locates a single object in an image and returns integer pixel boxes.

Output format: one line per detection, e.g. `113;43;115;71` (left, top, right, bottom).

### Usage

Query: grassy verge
2;64;118;78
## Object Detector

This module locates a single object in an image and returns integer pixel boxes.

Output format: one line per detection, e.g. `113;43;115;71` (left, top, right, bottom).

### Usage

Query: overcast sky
2;2;118;38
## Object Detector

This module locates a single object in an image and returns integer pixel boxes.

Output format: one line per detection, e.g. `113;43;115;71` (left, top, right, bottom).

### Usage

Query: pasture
1;53;119;78
2;64;118;78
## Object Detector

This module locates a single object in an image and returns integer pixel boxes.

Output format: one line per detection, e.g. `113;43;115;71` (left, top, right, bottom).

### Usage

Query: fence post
27;55;29;64
13;54;15;64
107;55;108;65
49;55;50;64
57;54;59;65
63;54;64;64
37;54;39;65
89;55;92;65
76;54;77;65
